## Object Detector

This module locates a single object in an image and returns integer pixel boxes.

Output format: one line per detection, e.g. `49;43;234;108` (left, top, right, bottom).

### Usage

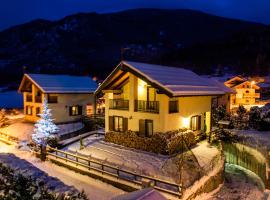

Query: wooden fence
0;132;19;143
45;146;182;198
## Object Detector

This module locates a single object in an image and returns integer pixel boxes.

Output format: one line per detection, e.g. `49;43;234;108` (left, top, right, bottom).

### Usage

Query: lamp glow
182;117;190;128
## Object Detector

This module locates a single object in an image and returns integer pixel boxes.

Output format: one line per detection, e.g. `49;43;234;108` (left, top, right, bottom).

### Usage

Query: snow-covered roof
112;188;166;200
257;82;270;88
122;61;230;96
19;74;97;93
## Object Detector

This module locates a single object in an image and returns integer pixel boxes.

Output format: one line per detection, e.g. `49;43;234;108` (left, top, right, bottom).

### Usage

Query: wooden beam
102;89;122;93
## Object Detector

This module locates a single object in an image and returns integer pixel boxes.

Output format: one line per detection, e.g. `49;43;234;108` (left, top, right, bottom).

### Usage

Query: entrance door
145;120;153;137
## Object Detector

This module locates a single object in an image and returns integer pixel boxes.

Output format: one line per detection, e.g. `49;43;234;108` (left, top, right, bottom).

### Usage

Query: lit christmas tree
32;98;59;146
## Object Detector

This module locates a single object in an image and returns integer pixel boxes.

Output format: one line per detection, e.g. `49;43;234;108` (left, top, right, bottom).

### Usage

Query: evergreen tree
32;98;59;146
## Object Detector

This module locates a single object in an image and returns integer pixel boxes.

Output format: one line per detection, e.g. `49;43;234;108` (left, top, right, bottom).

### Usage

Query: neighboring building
258;82;270;100
18;74;97;123
224;76;260;107
96;61;231;135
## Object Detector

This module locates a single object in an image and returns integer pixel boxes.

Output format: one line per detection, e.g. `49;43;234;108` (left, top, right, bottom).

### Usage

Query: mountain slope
0;8;269;85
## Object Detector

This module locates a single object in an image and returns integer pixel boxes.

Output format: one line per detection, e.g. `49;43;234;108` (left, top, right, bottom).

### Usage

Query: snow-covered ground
0;90;23;109
231;129;270;149
198;164;267;200
64;135;220;185
0;141;125;199
0;121;85;141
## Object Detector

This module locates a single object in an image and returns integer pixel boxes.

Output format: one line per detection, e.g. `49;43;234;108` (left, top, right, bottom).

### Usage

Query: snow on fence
0;131;19;143
45;146;182;198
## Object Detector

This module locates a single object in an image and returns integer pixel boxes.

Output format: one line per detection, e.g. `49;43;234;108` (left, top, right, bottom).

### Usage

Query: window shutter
123;118;128;132
109;116;114;131
198;115;201;130
139;119;145;137
78;106;83;115
69;107;72;116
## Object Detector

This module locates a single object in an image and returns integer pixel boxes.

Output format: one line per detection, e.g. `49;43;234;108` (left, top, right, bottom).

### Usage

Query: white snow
65;135;220;184
22;74;97;93
0;121;85;142
0;141;125;199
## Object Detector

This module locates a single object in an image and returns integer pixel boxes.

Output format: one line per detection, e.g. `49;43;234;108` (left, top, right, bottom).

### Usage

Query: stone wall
105;130;198;155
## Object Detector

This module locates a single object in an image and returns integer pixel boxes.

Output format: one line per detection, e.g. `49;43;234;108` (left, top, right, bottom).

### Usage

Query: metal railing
109;99;129;110
134;100;159;113
45;146;181;197
26;94;33;102
0;132;19;143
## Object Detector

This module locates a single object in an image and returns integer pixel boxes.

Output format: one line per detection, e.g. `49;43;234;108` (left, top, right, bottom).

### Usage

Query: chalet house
96;61;231;136
18;74;97;123
224;76;260;107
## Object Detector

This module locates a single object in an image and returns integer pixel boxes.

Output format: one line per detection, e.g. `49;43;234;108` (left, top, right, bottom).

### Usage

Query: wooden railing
109;99;129;110
26;94;33;102
35;96;42;103
45;146;181;197
0;132;19;143
134;100;159;113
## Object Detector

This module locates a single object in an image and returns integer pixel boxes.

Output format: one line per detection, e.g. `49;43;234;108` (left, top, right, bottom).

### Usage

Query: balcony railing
134;100;159;113
35;96;42;103
243;93;260;98
109;99;129;110
26;94;33;102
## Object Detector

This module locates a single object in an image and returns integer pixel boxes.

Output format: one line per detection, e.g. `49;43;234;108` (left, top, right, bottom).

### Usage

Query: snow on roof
112;188;167;200
24;74;97;93
257;82;270;88
123;61;229;96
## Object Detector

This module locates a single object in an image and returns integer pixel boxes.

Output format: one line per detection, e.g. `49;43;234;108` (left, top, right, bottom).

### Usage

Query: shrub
0;163;88;200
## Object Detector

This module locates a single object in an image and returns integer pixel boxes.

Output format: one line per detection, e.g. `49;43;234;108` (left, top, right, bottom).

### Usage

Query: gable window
169;100;179;113
139;119;153;137
48;95;58;103
190;115;201;131
36;107;41;117
69;106;82;116
25;106;32;115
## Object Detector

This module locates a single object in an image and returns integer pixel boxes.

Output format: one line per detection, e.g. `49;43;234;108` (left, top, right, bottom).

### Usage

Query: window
69;106;82;116
109;116;128;132
36;107;41;117
190;115;201;131
139;119;153;137
169;100;178;113
114;116;123;132
246;90;249;93
25;106;32;115
48;95;58;103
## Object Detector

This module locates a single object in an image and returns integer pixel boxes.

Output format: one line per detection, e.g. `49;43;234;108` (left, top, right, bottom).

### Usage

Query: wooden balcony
26;94;33;102
35;96;42;103
134;100;159;113
109;99;129;110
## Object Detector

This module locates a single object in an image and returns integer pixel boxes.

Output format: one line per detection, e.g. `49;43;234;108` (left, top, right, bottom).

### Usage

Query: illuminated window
190;115;201;131
36;107;41;116
69;106;82;116
113;116;123;132
25;106;32;115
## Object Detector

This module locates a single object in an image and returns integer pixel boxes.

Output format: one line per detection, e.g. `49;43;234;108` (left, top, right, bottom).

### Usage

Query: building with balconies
96;61;230;136
224;76;260;108
18;74;97;123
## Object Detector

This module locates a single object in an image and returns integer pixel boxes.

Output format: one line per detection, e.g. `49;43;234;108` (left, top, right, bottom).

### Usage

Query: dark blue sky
1;0;270;30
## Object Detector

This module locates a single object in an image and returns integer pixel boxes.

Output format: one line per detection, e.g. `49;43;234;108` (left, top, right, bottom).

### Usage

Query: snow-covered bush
249;106;270;131
32;98;59;146
0;108;8;128
0;163;88;200
212;105;230;125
